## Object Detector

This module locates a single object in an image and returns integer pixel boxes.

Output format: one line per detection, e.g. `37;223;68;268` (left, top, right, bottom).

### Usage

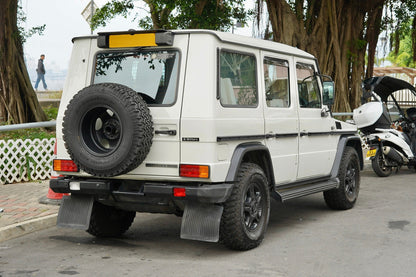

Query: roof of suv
173;29;314;59
72;29;315;60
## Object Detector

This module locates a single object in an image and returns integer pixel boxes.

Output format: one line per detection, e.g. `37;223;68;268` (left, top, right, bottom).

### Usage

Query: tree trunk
365;0;385;79
265;0;383;112
0;0;47;124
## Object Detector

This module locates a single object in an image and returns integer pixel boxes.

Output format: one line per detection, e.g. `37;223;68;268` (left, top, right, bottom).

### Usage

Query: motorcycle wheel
371;150;393;177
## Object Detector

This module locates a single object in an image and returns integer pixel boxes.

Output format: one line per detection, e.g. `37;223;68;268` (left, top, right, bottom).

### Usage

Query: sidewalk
0;180;60;242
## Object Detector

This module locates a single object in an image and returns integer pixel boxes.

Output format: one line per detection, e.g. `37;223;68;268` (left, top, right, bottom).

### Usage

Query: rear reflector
51;139;63;178
179;164;209;178
173;187;186;197
53;159;79;172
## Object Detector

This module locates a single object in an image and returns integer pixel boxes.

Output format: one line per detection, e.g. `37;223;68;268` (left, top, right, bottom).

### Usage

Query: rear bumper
50;177;233;204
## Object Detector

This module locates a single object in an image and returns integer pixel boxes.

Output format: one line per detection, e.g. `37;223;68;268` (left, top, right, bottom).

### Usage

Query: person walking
34;54;47;91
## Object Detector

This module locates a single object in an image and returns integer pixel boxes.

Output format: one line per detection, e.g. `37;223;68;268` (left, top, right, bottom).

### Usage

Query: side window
219;50;258;107
296;63;322;108
264;58;290;108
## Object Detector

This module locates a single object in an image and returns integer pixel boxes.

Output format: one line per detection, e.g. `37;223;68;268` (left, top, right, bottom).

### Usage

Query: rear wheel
220;163;270;250
87;201;136;237
372;150;393;177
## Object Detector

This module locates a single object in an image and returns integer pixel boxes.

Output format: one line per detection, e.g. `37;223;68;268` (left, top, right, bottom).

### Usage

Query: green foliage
91;0;134;30
0;128;55;141
0;106;56;140
386;1;416;63
43;106;58;121
387;20;415;67
17;4;45;44
170;0;248;31
19;154;36;181
92;0;251;31
387;31;415;67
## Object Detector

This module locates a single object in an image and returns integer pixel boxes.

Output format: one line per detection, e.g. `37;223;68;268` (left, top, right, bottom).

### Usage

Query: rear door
92;34;189;177
262;52;299;184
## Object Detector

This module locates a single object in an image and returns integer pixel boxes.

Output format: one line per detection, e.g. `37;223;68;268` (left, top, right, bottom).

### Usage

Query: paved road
1;170;416;277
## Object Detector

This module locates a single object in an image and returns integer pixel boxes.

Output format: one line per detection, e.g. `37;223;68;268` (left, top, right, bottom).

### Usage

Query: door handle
155;130;177;136
265;133;275;139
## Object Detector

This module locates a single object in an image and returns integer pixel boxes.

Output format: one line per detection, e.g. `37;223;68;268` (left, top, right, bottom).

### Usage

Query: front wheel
371;150;392;177
324;146;360;210
220;163;270;250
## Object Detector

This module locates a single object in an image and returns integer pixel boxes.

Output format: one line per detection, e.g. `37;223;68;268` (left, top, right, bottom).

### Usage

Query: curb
0;214;57;243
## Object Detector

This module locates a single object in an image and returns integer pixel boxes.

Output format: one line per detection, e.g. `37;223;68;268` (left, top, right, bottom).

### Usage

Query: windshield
94;50;179;105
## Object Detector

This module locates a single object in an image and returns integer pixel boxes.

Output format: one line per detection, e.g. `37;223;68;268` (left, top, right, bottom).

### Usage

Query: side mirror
321;105;330;117
323;81;335;106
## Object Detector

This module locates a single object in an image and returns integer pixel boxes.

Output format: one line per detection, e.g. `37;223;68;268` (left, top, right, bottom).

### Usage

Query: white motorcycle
353;76;416;177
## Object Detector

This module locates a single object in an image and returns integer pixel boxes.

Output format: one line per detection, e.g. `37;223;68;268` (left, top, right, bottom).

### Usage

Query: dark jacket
36;59;45;74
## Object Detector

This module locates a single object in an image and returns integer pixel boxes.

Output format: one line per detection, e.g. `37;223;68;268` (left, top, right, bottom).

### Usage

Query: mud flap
57;195;94;230
180;201;223;242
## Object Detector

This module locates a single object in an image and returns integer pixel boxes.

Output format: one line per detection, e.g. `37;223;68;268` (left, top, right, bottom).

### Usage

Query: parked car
50;30;363;250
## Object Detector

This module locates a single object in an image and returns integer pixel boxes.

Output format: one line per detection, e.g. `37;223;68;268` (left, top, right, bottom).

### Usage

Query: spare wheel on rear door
62;83;153;177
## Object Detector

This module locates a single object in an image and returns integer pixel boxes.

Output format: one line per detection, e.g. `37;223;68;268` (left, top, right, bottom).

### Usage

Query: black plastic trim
50;178;233;204
155;130;177;136
217;132;298;142
276;175;331;190
50;178;111;194
225;142;275;185
330;135;364;178
217;135;266;142
275;177;339;201
218;131;355;141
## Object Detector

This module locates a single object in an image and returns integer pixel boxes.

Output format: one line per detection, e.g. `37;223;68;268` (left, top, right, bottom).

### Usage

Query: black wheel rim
81;107;123;155
345;160;357;201
243;182;265;232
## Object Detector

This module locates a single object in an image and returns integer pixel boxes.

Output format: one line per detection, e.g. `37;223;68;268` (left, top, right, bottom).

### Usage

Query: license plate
366;149;377;158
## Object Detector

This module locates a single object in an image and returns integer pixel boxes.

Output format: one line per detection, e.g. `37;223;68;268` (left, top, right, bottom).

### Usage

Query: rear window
94;50;179;105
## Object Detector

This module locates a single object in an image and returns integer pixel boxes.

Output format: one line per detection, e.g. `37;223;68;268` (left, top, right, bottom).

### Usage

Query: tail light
179;164;209;178
51;139;63;178
53;159;79;172
52;139;79;172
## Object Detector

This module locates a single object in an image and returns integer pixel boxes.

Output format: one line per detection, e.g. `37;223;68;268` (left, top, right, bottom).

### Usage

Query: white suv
51;30;363;250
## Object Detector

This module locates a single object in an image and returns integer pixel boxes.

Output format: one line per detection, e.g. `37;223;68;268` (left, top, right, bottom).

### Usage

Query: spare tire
63;83;153;177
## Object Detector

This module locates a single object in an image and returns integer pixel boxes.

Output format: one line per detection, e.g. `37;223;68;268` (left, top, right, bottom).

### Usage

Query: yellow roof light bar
97;30;173;48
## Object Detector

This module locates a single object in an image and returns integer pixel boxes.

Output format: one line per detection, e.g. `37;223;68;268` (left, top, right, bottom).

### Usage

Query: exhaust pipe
383;146;407;163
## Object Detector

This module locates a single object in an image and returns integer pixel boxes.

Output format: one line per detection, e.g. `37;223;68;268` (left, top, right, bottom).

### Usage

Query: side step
275;178;339;202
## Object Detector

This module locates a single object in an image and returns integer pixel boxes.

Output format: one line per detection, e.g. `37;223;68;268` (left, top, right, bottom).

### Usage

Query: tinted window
264;58;290;108
219;51;257;107
296;63;322;108
94;50;179;105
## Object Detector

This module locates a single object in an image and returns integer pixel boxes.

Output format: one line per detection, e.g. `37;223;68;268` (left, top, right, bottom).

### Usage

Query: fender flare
330;135;364;178
225;142;276;186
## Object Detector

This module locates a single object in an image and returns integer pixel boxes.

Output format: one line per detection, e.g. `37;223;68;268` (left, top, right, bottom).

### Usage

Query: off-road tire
220;163;270;250
63;83;153;177
371;150;393;177
87;201;136;237
324;146;360;210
